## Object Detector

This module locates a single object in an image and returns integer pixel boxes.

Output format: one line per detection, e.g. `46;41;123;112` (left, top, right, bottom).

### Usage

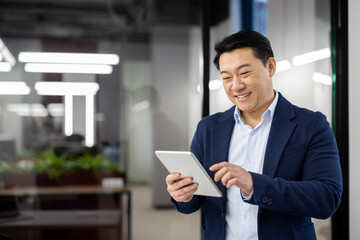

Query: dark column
242;0;254;30
200;0;210;232
201;0;210;119
331;0;349;239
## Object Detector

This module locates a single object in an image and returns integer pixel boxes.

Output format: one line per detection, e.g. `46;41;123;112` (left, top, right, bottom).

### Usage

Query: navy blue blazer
172;93;343;240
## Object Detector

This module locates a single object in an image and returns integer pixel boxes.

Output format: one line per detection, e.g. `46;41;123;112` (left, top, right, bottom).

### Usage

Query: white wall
349;1;360;238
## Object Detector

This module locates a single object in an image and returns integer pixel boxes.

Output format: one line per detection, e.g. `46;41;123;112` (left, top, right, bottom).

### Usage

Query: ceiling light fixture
34;81;99;96
35;81;100;147
0;38;16;67
276;60;291;73
25;63;113;74
0;62;11;72
47;103;64;117
85;94;95;147
19;52;120;65
292;48;331;66
0;81;31;95
209;79;222;91
312;72;332;86
196;79;223;93
7;104;48;117
64;95;73;136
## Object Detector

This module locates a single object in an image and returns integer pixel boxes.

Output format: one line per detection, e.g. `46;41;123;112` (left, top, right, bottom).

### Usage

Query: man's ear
267;57;276;77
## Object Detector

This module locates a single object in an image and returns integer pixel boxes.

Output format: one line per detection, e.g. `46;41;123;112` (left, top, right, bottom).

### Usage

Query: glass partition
0;1;202;239
269;2;333;238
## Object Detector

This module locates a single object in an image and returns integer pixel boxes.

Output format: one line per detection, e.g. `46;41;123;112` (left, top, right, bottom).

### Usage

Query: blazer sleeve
246;114;343;219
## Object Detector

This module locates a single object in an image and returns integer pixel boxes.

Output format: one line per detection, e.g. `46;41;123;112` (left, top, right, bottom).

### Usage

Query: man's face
219;47;276;119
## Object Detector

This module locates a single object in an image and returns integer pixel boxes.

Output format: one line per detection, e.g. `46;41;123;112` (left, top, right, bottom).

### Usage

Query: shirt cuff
241;189;253;200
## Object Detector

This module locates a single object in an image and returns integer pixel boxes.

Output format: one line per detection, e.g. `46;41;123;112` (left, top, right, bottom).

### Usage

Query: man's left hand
210;162;253;195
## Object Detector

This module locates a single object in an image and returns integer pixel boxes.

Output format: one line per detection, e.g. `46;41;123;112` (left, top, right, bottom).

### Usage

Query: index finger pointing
209;162;227;171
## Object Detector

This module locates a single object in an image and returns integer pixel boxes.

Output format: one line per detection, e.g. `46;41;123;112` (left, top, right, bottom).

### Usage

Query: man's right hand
166;173;198;203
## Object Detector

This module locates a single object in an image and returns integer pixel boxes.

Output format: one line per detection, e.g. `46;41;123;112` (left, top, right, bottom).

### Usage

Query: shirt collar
233;90;279;125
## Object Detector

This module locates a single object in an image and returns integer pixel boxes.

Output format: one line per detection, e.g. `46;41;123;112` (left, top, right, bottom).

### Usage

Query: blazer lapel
212;106;235;210
212;108;235;165
263;93;297;177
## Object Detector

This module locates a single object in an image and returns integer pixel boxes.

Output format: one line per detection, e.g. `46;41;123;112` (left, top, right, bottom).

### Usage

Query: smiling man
165;30;343;240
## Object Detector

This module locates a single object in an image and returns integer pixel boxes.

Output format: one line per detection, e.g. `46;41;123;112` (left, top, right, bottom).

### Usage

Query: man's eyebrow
220;63;251;74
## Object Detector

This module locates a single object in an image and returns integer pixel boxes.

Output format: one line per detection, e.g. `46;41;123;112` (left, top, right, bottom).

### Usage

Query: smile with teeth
237;92;251;99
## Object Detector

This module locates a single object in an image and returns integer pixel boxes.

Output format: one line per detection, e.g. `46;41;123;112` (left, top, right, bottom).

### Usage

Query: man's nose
231;76;245;90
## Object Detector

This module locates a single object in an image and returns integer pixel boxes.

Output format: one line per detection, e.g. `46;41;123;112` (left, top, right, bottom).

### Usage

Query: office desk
0;186;131;240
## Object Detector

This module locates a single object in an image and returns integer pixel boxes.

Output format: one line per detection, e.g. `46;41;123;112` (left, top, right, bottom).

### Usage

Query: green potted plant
2;148;124;187
58;153;121;185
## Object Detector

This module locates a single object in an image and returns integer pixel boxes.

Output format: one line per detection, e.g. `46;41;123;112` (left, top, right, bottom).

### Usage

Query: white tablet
155;150;222;197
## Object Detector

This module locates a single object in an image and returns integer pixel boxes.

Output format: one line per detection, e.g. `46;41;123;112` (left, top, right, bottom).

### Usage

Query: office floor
131;185;201;240
130;185;331;240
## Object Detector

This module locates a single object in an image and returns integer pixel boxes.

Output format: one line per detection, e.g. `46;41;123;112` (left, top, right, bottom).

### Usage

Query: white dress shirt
225;92;279;240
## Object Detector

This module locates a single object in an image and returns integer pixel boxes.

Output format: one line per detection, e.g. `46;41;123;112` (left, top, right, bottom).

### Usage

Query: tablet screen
155;150;222;197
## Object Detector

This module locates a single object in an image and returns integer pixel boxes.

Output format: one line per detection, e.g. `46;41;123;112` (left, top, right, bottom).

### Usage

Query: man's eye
240;71;249;76
222;77;231;81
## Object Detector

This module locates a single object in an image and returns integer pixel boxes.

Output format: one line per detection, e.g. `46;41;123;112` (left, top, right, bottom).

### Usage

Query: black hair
213;30;274;70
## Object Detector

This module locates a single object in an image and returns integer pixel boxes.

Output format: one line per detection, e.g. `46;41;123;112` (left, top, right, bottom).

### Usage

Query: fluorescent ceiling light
0;62;11;72
35;81;99;96
196;79;223;93
19;52;119;65
1;48;16;67
35;81;99;147
292;48;331;66
0;39;16;67
85;95;95;147
7;104;48;117
64;95;73;136
0;81;31;95
47;103;64;117
312;72;332;86
276;60;291;73
25;63;113;74
209;79;222;91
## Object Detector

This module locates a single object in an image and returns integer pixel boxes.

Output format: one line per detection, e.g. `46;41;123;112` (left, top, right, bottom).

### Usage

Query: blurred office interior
0;0;358;239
